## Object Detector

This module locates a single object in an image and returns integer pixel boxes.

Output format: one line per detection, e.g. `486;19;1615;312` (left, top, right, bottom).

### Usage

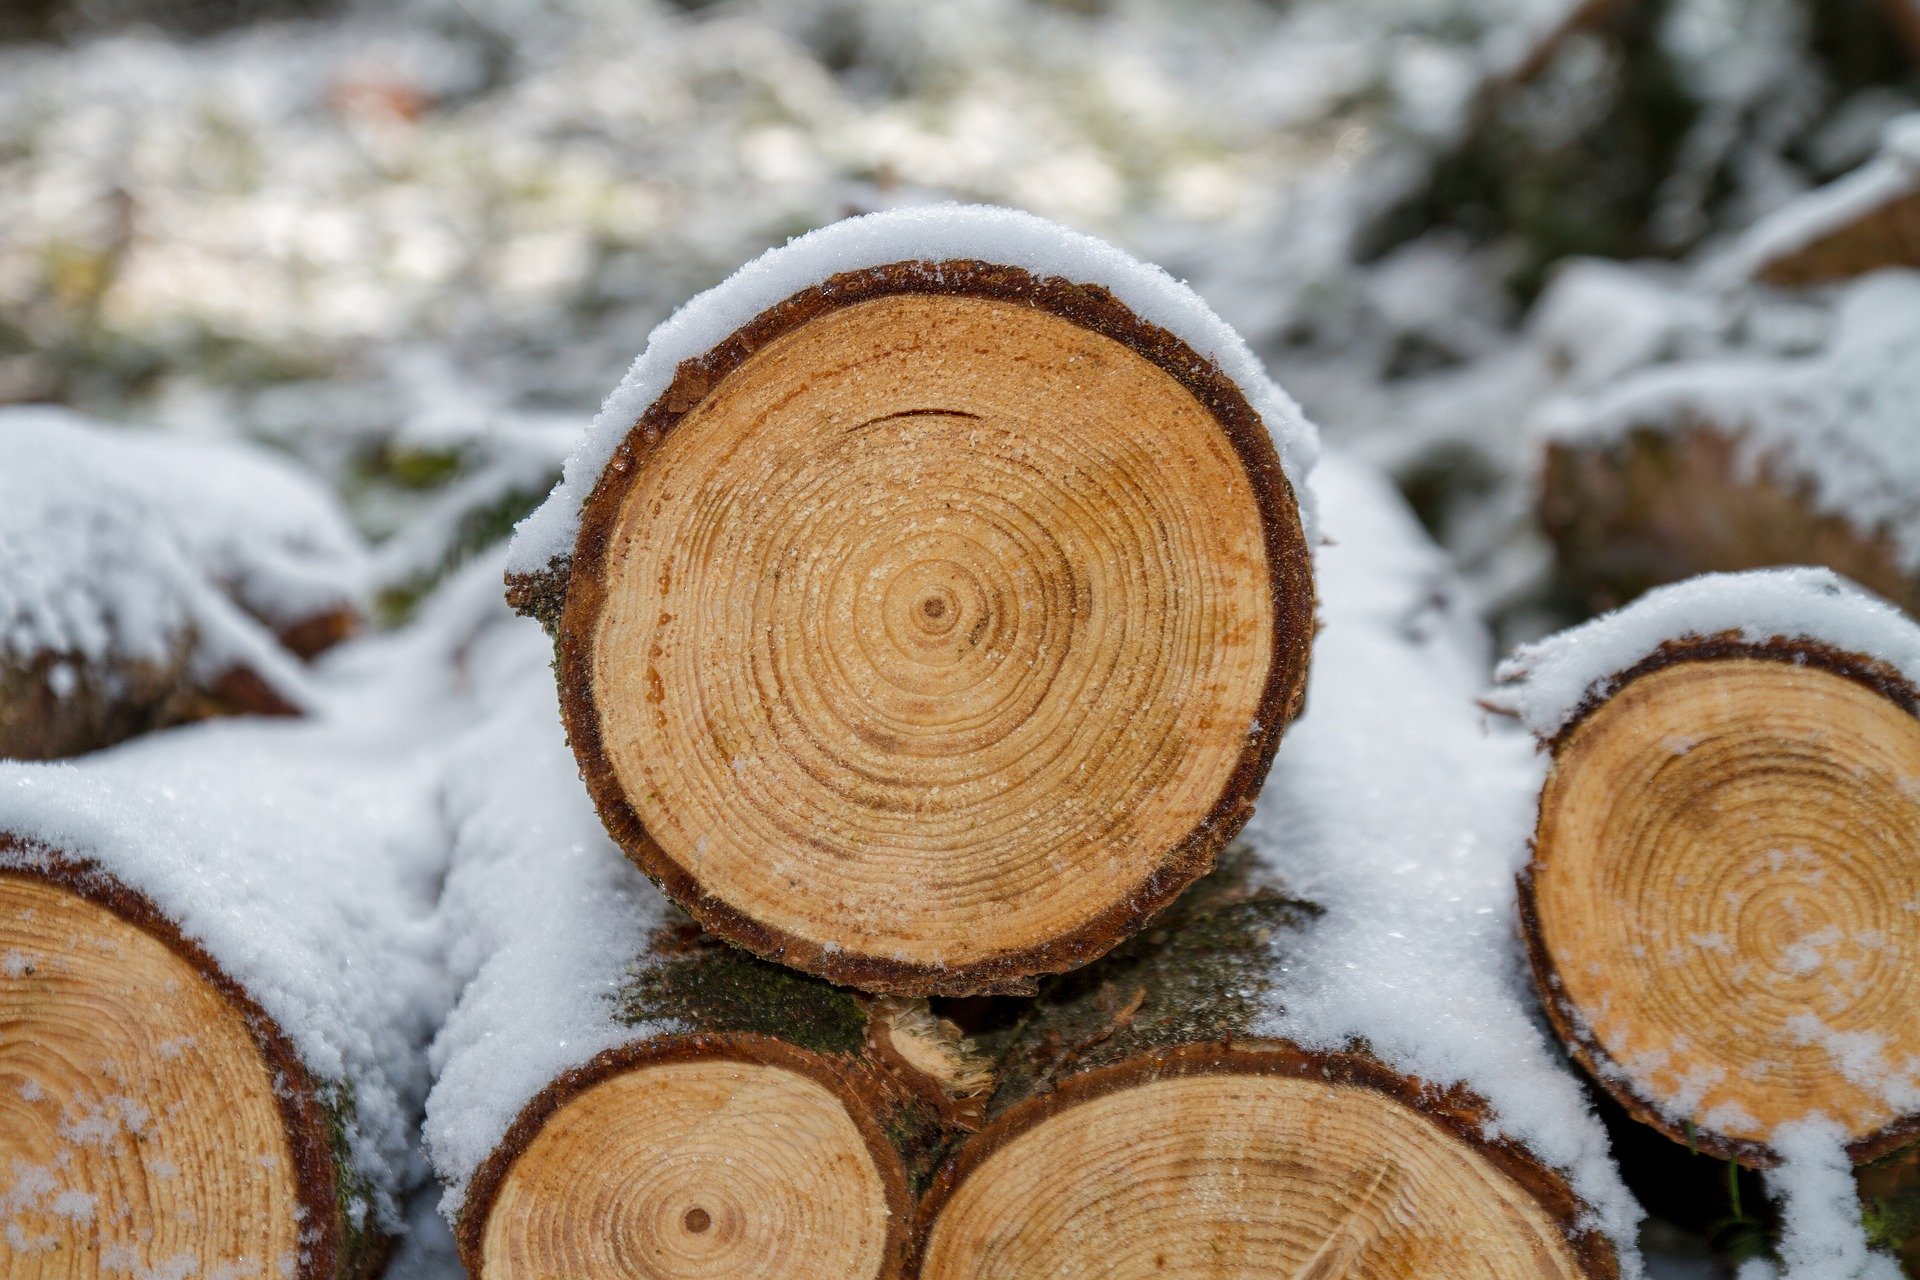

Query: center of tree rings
684;1206;712;1233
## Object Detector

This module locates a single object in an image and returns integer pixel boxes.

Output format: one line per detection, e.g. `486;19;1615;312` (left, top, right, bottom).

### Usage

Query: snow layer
0;717;448;1237
1739;1118;1904;1280
1534;270;1920;572
1492;567;1920;741
0;406;367;697
422;618;673;1219
1247;453;1645;1270
1712;112;1920;286
506;204;1320;577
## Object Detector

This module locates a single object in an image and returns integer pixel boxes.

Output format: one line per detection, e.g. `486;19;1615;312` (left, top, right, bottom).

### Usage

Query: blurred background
3;2;1917;1272
5;0;1915;650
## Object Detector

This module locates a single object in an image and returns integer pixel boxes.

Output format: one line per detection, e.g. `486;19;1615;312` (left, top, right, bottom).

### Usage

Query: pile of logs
4;202;1920;1278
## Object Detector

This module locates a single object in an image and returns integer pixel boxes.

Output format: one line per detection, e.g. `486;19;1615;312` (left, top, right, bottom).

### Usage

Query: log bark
0;611;351;762
914;849;1622;1280
509;259;1314;997
0;851;388;1279
1538;425;1920;619
451;912;990;1279
1520;637;1920;1266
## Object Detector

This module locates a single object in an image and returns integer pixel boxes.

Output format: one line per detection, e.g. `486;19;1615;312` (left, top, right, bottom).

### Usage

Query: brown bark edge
511;259;1316;997
0;839;384;1279
1518;635;1920;1168
914;1039;1622;1280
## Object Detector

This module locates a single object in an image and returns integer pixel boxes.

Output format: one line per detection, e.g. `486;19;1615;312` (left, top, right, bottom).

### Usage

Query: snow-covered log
0;407;367;760
915;455;1635;1280
1717;115;1920;288
426;649;990;1279
503;205;1318;997
1536;271;1920;617
0;716;444;1277
1496;568;1920;1274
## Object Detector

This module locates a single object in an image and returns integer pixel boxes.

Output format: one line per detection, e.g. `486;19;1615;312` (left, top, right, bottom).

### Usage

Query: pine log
1723;115;1920;287
1539;424;1920;618
913;849;1622;1280
1516;629;1920;1268
507;224;1315;996
451;916;988;1279
0;851;388;1278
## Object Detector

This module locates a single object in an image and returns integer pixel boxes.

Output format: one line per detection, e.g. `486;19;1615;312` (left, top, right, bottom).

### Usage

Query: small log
509;216;1314;996
0;853;387;1277
1539;424;1920;618
1505;575;1920;1269
452;918;986;1279
914;851;1623;1280
1726;116;1920;287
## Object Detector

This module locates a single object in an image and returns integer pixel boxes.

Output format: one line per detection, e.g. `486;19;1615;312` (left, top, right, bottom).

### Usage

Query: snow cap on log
505;202;1319;582
0;717;447;1267
1492;567;1920;742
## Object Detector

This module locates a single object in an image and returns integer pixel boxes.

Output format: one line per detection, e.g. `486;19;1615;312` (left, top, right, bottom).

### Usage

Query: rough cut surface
1533;270;1920;577
1492;567;1920;741
1242;454;1645;1270
504;203;1320;580
0;405;367;699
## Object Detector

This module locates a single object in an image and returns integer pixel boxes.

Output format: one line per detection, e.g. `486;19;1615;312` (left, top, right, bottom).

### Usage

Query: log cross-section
0;858;378;1279
1524;641;1920;1167
537;260;1314;996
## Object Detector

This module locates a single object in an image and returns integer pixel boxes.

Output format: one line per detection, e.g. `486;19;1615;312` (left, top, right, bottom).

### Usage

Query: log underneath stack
513;252;1313;996
915;852;1622;1280
454;918;985;1279
0;852;384;1278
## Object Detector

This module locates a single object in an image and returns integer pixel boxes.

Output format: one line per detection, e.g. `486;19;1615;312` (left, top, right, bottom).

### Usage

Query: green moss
618;923;870;1057
315;1078;389;1279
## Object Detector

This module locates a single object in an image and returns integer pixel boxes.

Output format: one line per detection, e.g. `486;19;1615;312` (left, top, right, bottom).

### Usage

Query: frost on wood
1535;271;1920;613
0;406;368;757
1235;454;1645;1271
1491;567;1920;741
504;202;1320;586
0;710;448;1270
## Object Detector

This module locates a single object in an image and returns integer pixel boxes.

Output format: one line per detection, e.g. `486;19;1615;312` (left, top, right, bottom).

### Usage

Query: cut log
1499;569;1920;1265
914;851;1622;1280
0;719;443;1278
504;207;1316;996
428;654;988;1278
0;407;367;760
1723;114;1920;287
1536;271;1920;618
0;854;382;1277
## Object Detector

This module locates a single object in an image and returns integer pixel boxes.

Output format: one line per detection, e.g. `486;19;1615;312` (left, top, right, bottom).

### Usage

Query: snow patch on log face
0;715;449;1234
1242;454;1645;1272
505;203;1320;578
0;406;367;691
1739;1118;1905;1280
422;626;673;1219
1533;270;1920;574
1492;567;1920;741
